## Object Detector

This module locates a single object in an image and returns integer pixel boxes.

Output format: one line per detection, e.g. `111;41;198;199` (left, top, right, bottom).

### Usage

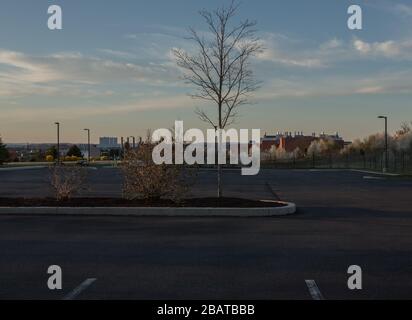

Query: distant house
279;134;317;153
261;134;281;152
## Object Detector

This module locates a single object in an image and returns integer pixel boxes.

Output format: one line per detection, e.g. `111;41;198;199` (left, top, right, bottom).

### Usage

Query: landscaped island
0;197;286;208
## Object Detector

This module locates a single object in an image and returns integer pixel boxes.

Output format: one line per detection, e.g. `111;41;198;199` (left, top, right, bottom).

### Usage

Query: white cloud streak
257;69;412;100
352;38;412;59
0;49;180;98
1;94;197;121
255;32;412;69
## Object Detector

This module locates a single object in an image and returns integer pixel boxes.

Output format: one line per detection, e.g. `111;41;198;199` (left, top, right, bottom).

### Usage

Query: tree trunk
217;162;222;198
216;124;222;198
217;100;223;198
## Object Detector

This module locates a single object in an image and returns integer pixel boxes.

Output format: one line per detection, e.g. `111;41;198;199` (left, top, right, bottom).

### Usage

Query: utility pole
121;137;124;159
84;128;91;162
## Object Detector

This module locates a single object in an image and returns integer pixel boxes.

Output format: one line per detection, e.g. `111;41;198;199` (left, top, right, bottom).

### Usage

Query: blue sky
0;0;411;143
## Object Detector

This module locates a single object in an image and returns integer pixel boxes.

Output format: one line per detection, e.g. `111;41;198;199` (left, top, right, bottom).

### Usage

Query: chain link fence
261;150;412;173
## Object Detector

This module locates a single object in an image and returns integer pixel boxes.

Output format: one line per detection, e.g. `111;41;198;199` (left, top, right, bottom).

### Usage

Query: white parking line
63;278;97;300
363;176;385;180
305;280;325;300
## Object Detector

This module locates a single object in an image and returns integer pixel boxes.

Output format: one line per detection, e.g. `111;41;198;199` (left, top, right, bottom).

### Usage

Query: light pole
378;116;388;173
54;122;60;164
84;128;90;162
120;137;124;159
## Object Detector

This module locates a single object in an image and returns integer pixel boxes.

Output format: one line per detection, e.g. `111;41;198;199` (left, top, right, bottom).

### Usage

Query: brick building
261;131;345;154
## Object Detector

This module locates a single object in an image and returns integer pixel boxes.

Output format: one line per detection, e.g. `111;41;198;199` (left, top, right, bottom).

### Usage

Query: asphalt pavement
0;168;411;299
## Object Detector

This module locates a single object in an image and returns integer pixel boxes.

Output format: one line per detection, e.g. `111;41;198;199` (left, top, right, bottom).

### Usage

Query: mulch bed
0;197;285;208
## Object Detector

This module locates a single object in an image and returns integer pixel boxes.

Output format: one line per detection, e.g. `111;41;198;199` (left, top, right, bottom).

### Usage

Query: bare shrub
49;166;88;201
120;139;191;202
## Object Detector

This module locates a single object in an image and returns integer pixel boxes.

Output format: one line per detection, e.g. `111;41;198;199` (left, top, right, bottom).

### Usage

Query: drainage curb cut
0;201;296;217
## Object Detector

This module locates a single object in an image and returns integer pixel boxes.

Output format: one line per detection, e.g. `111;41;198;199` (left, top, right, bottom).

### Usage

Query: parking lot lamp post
378;116;388;173
54;122;60;164
84;128;91;162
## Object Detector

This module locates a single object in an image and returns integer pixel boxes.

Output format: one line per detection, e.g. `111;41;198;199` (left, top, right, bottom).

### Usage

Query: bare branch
174;1;262;129
195;107;217;128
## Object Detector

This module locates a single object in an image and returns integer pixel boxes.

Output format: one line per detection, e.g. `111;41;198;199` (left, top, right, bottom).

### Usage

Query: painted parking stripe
305;280;325;300
363;176;385;180
63;278;97;300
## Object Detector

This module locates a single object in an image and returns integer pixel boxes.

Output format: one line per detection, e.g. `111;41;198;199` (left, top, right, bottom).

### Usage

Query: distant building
279;133;317;153
261;134;281;152
99;137;120;149
78;144;100;159
261;131;346;154
98;137;122;160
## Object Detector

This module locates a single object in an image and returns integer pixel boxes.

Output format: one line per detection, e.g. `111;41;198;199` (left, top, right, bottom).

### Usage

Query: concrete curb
0;166;47;171
0;200;296;217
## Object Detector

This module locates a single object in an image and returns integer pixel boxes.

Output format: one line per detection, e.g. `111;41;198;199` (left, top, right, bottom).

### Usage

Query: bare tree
397;121;412;136
173;1;262;197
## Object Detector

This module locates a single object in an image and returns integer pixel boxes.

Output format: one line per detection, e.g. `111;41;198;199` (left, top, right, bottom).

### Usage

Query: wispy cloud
255;33;327;68
352;38;412;59
393;3;412;16
97;49;138;59
257;69;412;100
254;31;412;70
0;49;181;98
1;94;197;121
365;1;412;16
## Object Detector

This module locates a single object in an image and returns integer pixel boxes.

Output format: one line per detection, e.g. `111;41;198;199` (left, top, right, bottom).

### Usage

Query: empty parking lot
0;168;411;299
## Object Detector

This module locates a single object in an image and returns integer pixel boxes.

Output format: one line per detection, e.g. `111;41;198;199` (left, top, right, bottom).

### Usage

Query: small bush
49;166;88;201
63;155;81;162
120;139;190;202
46;146;58;159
